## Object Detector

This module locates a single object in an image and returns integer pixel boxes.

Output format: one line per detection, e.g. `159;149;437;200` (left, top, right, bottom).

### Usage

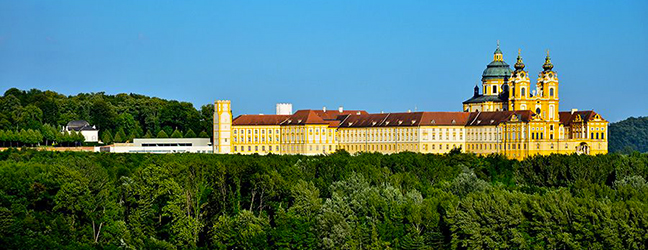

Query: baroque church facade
213;45;608;159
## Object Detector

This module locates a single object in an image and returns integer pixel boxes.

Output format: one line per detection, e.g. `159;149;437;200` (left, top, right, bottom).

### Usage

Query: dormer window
431;120;436;124
452;120;456;124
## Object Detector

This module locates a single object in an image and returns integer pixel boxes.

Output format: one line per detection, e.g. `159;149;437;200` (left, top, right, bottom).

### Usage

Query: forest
0;88;213;145
0;149;646;249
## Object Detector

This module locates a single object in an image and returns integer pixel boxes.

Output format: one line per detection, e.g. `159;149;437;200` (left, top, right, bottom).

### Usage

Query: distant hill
609;116;648;153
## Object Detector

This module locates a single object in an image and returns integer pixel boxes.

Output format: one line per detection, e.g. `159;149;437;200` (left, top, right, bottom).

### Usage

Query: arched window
492;85;498;94
521;87;526;97
550;88;555;97
549;105;555;119
536;108;541;115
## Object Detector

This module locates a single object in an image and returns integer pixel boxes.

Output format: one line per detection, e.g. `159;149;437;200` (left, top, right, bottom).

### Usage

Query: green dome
482;60;512;80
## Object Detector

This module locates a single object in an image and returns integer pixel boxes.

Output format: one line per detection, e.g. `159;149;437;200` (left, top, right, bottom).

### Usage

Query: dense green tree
41;124;57;146
143;130;153;138
171;129;183;138
102;130;113;145
113;132;123;144
157;130;169;138
198;130;209;138
115;128;127;143
184;129;196;138
90;99;118;131
117;113;137;136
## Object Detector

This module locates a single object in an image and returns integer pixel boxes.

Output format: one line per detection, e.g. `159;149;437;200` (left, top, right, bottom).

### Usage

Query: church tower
508;49;532;111
213;100;232;154
534;51;560;121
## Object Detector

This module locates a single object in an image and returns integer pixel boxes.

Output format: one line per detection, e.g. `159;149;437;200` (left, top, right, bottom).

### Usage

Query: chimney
407;109;411;113
323;106;327;112
571;108;578;114
338;106;343;113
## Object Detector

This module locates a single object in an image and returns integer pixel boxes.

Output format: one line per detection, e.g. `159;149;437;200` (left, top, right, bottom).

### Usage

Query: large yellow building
213;45;608;159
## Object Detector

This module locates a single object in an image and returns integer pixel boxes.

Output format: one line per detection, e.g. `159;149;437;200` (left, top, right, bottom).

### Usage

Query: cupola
542;50;554;71
514;49;525;71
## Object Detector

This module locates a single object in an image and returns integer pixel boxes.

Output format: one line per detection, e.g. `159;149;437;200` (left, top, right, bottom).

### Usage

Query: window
550;88;554;97
492;85;497;94
521;87;526;97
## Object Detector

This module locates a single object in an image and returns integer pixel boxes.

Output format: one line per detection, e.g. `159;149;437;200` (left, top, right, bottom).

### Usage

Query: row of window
234;136;280;143
233;129;280;135
233;145;280;152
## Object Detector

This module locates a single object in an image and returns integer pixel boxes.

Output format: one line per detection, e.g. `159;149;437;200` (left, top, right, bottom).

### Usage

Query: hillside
0;88;213;144
609;116;648;153
0;150;646;249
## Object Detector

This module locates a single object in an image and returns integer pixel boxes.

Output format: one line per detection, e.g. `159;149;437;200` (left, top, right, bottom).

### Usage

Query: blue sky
0;0;646;121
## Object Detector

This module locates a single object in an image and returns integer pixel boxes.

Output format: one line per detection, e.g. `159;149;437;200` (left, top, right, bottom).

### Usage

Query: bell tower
508;49;531;111
213;100;232;154
535;50;560;121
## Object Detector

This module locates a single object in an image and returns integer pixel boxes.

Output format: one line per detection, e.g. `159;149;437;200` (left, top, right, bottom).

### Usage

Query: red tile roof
314;110;368;120
281;110;329;125
559;110;603;126
337;112;471;128
232;115;290;126
466;110;532;126
231;109;589;128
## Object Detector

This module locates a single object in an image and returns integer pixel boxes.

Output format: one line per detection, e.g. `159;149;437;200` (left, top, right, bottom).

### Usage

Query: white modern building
105;138;213;153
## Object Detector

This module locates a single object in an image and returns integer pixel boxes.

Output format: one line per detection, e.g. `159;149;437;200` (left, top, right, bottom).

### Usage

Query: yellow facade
214;45;608;159
231;125;281;154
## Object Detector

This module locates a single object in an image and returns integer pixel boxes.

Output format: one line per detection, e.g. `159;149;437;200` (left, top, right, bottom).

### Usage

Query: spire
473;84;480;96
542;49;554;71
514;48;525;71
493;40;503;61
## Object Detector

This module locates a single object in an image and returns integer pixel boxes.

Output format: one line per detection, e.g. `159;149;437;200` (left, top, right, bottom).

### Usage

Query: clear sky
0;0;646;121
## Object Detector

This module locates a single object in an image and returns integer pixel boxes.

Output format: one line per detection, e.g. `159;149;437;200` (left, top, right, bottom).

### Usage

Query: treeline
609;116;648;153
0;88;213;144
0;124;85;147
0;150;647;249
